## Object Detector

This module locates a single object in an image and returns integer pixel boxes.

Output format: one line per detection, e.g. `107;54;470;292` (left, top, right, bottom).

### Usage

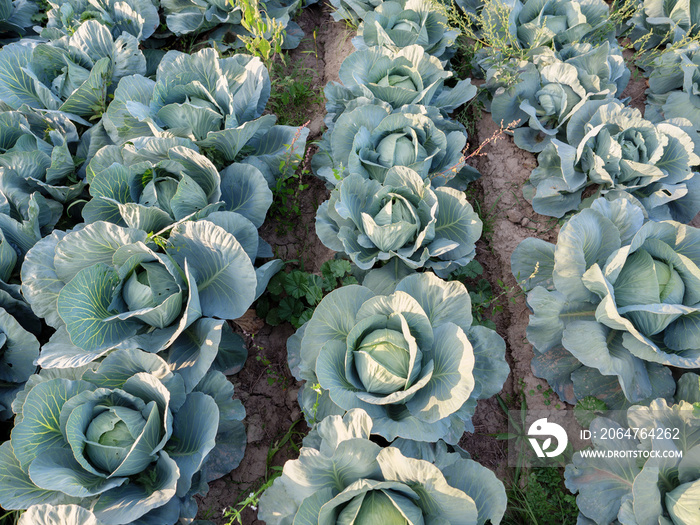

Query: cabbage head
511;197;700;408
258;409;508;525
103;49;307;185
287;272;509;442
44;0;159;41
485;0;612;51
325;44;477;127
628;0;700;50
645;41;700;131
83;137;273;232
353;0;458;64
316;166;482;276
312;103;479;190
0;348;246;525
566;395;700;524
21;219;278;372
488;42;629;152
527;99;700;222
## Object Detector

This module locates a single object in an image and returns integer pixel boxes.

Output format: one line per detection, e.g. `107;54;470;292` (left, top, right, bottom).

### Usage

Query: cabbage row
0;0;320;521
465;0;700;522
256;0;511;522
471;0;700;413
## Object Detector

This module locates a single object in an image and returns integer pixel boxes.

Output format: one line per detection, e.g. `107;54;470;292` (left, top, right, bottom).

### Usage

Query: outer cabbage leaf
0;0;38;40
18;504;102;525
0;302;39;420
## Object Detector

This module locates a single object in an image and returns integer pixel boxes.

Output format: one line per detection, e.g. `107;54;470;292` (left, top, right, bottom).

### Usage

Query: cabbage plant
511;197;700;408
312;103;478;189
484;0;612;51
645;41;700;130
325;44;477;127
0;23;147;121
526;99;700;222
353;0;458;64
44;0;159;41
0;348;246;524
83;137;273;232
258;409;508;525
0;109;85;205
628;0;700;50
488;42;629;152
316;166;482;276
287;272;509;442
565;395;700;524
0;117;64;271
21;219;280;372
103;49;307;185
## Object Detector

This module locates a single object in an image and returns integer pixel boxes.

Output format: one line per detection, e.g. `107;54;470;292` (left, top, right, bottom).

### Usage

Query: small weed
574;397;608;428
255;352;290;388
0;511;21;525
450;260;522;329
493;390;578;525
222;420;306;524
505;468;578;525
268;125;312;234
456;97;486;141
267;60;324;126
235;0;285;66
256;260;357;328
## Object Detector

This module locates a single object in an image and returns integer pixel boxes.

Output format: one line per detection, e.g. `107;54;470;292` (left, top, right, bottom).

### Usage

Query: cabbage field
0;0;699;523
